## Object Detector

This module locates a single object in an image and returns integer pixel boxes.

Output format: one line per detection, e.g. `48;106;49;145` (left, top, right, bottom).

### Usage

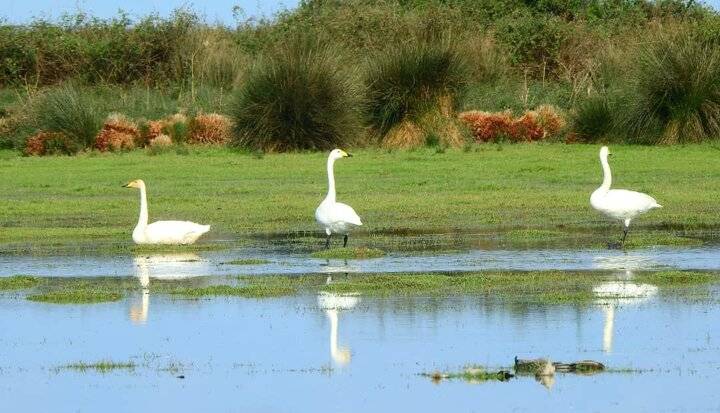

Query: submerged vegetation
60;360;136;373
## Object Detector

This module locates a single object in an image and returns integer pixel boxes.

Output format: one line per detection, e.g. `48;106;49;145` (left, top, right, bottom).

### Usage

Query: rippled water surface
1;245;720;278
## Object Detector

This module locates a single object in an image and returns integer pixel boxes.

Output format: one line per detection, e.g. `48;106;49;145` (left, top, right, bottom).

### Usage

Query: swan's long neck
137;184;149;229
325;156;337;203
599;153;612;191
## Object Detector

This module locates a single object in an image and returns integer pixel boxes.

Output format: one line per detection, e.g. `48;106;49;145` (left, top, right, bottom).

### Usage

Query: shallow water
1;280;718;412
1;245;720;278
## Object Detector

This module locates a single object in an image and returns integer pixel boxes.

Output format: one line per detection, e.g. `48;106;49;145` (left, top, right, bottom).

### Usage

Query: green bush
494;9;569;75
230;40;361;151
364;39;469;136
33;84;103;150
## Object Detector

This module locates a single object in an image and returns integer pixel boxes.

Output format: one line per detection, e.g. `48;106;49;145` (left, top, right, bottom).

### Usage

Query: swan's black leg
343;234;348;248
621;226;629;246
325;234;331;249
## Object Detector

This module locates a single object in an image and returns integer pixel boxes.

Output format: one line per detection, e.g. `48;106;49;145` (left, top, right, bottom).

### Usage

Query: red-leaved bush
459;105;565;142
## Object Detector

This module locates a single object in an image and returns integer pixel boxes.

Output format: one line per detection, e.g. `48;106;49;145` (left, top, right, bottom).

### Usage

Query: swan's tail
653;203;663;209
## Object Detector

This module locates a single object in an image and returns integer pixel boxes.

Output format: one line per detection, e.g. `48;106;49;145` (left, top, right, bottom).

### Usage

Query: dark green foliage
364;39;469;135
495;9;569;74
33;84;103;151
230;41;361;151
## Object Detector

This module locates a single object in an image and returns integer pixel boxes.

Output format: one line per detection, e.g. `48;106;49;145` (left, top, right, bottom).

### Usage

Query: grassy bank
0;144;718;250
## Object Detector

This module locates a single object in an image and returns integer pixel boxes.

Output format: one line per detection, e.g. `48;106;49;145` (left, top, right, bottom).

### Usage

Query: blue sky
2;0;302;25
2;0;719;25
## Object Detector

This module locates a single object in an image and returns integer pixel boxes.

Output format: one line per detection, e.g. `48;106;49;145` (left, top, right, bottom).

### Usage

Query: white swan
315;149;362;248
590;146;662;246
124;179;210;245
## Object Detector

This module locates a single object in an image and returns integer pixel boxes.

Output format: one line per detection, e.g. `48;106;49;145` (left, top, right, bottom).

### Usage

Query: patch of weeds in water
321;272;603;302
222;258;271;265
311;247;385;259
636;271;715;286
61;360;136;373
27;290;122;304
0;275;40;290
170;284;294;299
423;365;513;384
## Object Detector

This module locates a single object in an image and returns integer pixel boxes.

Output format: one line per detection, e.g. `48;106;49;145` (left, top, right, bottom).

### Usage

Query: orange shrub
458;110;513;142
188;113;232;145
24;132;73;156
95;114;138;152
459;106;566;143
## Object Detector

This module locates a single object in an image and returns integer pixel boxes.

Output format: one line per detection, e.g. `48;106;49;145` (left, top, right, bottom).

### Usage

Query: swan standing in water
315;149;362;248
124;179;210;245
590;146;662;246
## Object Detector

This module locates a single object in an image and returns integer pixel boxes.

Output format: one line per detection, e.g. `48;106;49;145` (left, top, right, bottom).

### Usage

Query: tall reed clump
573;30;720;144
364;38;470;148
619;31;720;144
32;84;104;152
230;40;361;151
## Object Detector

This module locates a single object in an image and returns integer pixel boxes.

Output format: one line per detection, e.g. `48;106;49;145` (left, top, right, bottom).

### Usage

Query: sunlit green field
0;144;718;250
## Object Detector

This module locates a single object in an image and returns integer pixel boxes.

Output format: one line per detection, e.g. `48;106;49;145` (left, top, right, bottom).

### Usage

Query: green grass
0;275;39;290
170;284;295;298
61;360;136;373
222;258;271;265
27;290;122;304
0;144;718;251
311;247;385;259
7;270;719;306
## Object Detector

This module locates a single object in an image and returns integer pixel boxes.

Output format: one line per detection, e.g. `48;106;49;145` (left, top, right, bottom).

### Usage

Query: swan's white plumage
136;220;211;245
315;149;362;237
125;179;210;245
590;146;661;230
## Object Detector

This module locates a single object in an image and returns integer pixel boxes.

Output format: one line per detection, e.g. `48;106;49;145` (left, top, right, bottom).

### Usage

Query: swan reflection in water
317;277;360;366
129;253;206;325
593;275;658;353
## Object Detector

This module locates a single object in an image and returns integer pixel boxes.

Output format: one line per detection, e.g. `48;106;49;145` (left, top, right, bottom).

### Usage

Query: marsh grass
311;247;385;259
231;40;361;151
61;360;136;373
33;84;104;150
620;31;720;144
0;275;40;290
364;39;469;146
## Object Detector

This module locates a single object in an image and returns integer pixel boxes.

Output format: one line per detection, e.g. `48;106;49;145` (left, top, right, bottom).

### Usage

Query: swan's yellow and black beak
341;150;352;158
123;180;137;188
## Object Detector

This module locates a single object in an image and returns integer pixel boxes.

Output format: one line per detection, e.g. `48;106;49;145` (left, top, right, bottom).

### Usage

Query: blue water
1;284;719;412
